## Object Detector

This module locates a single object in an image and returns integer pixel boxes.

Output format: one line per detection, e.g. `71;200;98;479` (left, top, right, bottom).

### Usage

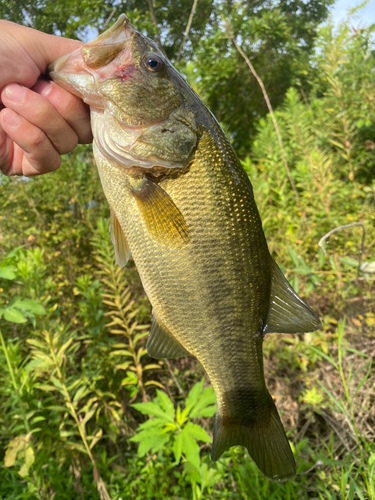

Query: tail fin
211;397;296;482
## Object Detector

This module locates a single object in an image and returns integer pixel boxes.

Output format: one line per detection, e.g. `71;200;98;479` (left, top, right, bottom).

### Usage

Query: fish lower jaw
94;137;186;175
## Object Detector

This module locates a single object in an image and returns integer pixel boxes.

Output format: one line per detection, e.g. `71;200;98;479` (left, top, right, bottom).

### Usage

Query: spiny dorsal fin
130;177;190;244
264;260;321;334
110;209;131;268
146;313;191;359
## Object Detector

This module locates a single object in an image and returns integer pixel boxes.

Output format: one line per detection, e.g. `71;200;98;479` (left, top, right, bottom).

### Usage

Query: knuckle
64;93;83;115
78;127;93;145
0;165;12;176
30;128;46;149
57;132;78;155
50;156;61;172
28;153;61;174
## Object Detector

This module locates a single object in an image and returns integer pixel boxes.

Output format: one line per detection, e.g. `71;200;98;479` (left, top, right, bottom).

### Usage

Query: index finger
32;80;92;144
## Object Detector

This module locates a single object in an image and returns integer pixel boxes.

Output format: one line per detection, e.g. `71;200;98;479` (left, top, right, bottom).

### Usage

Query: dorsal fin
110;209;131;268
146;313;191;359
264;260;321;334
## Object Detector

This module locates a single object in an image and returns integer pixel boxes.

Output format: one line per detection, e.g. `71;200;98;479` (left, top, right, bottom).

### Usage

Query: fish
49;14;321;482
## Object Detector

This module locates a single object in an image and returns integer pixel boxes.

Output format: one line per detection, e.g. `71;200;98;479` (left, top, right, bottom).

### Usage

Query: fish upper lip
47;54;69;75
48;14;135;77
84;13;135;48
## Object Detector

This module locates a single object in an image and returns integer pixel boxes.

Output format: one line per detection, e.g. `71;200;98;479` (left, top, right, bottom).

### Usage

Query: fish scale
49;13;321;482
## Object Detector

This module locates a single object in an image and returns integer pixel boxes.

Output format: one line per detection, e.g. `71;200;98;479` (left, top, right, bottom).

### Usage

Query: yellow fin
264;260;321;334
211;394;296;482
110;209;131;268
131;178;190;244
146;313;191;359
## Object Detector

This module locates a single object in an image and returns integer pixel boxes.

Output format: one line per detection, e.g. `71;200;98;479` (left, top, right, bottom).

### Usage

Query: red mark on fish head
114;64;135;81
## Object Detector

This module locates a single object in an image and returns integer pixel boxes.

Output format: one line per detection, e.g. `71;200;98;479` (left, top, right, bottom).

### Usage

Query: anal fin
264;260;321;334
146;313;191;359
110;209;131;268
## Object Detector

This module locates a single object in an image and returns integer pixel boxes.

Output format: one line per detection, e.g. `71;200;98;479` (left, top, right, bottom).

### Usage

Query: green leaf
287;246;302;267
156;390;175;420
136;433;170;457
184;422;212;443
36;384;57;392
73;384;88;403
131;402;172;421
81;408;97;427
137;418;167;431
89;428;103;450
130;427;166;443
3;308;27;323
181;428;201;471
185;380;204;411
47;405;69;413
12;299;45;315
25;358;53;373
173;432;183;463
0;266;17;280
65;442;87;454
31;416;46;424
109;349;134;357
189;387;217;418
26;339;47;349
57;338;74;358
193;406;217;418
183;461;201;483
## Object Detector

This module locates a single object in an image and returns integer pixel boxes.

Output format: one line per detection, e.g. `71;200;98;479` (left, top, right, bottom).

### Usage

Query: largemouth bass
49;14;320;482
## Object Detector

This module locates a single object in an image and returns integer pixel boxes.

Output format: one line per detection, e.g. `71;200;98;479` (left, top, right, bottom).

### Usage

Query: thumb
31;31;83;73
0;20;82;82
24;28;82;74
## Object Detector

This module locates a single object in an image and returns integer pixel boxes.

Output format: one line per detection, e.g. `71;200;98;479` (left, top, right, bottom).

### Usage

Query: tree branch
101;7;117;33
318;222;365;277
147;0;161;45
176;0;199;63
223;20;300;205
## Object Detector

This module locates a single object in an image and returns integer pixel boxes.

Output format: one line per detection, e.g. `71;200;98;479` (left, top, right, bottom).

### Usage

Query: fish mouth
48;14;135;103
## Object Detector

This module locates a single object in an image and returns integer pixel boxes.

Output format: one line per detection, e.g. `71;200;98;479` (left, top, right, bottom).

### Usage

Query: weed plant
0;12;374;500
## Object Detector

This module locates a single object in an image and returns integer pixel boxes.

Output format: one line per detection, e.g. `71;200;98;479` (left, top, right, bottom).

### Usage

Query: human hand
0;21;93;176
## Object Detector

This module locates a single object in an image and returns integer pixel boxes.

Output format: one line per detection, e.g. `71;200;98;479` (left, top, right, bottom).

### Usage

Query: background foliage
0;1;374;498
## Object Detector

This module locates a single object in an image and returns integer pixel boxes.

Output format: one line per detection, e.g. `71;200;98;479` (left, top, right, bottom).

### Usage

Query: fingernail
2;110;22;127
5;84;27;102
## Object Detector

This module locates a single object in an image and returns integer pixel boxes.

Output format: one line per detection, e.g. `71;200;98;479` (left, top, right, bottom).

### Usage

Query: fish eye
143;53;164;72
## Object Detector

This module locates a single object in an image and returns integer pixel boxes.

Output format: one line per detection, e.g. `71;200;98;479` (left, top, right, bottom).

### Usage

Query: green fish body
49;15;320;482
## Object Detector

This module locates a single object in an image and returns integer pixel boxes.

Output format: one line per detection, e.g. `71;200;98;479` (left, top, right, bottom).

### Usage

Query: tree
192;0;335;155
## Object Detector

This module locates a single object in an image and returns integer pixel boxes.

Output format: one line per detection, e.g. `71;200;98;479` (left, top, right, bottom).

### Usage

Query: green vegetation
0;2;374;499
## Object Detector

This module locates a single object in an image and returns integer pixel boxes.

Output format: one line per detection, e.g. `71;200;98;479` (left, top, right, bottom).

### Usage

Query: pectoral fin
264;260;321;334
131;177;190;244
146;313;191;359
110;209;131;268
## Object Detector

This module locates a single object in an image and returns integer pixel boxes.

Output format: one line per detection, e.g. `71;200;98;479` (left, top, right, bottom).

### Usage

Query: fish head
49;14;199;174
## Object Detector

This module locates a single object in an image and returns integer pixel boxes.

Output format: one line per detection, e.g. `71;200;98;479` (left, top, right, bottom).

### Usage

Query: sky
330;0;375;28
